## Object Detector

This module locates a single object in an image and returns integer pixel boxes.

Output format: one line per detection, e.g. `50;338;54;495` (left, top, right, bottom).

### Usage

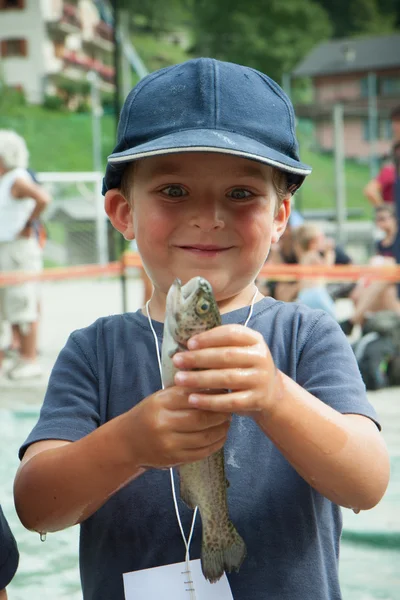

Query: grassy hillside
0;104;115;172
0;102;373;219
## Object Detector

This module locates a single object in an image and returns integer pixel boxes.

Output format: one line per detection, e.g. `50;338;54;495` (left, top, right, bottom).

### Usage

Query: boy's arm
254;373;389;511
172;322;390;512
14;386;231;534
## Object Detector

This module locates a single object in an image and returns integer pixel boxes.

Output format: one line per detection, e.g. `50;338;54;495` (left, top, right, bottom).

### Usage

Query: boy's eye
160;185;187;198
228;188;253;201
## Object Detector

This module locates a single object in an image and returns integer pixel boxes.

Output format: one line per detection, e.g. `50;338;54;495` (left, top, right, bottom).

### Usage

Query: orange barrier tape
1;252;400;287
257;263;400;283
0;261;121;286
123;252;400;283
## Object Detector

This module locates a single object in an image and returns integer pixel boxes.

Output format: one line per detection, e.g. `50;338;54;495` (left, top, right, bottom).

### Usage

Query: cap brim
103;128;311;193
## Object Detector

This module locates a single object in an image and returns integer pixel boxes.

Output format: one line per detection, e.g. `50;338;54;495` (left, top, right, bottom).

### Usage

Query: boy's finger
187;324;263;349
175;367;261;390
172;409;231;433
173;346;263;370
187;390;264;413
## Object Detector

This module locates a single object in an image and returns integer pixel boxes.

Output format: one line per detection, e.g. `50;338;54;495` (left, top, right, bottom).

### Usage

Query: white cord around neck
145;286;258;578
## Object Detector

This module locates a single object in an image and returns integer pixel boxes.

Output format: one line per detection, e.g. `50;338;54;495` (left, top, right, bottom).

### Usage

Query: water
1;393;399;599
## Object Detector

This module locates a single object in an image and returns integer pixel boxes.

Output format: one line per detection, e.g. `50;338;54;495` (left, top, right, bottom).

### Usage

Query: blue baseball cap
102;58;312;195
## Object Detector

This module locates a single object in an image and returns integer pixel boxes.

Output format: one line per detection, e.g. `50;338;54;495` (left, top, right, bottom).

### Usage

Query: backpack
352;311;400;390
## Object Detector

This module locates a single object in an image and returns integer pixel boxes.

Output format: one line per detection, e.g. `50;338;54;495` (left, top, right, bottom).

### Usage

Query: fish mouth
181;276;211;304
166;277;206;319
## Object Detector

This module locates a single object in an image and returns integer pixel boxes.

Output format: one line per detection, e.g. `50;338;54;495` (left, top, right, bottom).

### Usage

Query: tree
190;0;332;82
118;0;191;33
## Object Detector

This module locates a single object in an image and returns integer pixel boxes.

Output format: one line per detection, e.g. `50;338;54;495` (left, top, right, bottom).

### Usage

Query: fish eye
196;299;210;314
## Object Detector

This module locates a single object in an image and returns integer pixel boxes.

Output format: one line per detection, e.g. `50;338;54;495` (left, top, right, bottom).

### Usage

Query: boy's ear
271;197;291;244
104;189;135;240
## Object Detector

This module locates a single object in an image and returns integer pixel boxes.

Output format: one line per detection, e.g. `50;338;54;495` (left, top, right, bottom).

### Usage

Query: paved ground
0;277;144;403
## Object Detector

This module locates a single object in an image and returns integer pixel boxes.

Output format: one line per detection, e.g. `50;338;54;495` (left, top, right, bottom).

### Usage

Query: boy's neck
144;284;264;323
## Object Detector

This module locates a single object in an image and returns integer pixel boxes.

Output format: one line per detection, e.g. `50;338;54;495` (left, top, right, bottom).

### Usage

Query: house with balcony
0;0;115;105
292;33;400;160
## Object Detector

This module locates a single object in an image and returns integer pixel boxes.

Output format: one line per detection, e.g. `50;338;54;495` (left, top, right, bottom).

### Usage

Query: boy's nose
189;203;225;231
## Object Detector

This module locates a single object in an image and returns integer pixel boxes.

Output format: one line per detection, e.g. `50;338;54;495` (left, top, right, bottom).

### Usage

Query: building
0;0;115;105
292;33;400;160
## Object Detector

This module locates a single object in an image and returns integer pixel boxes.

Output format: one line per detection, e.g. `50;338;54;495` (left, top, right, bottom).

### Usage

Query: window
0;38;27;57
363;118;392;141
380;77;400;96
360;77;369;98
0;0;25;9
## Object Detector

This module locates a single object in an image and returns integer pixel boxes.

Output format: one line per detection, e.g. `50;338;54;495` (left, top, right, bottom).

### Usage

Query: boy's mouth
177;244;232;255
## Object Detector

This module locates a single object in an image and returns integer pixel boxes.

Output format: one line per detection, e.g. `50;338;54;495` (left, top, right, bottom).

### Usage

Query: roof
292;33;400;77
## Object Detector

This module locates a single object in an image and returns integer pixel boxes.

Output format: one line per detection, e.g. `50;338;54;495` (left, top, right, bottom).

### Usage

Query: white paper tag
123;559;234;600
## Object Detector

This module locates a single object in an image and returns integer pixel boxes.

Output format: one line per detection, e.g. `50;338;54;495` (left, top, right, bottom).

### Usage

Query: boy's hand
127;387;231;469
172;324;281;417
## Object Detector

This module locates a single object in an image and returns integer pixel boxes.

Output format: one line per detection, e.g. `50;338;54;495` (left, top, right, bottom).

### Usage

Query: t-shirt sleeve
19;326;101;459
296;312;380;428
0;506;19;590
376;165;394;188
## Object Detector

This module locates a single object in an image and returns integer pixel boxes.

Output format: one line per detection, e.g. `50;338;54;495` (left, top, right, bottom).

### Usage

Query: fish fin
179;478;197;510
201;528;247;583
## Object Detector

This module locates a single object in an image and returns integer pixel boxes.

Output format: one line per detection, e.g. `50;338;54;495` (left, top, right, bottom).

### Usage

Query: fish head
165;276;221;347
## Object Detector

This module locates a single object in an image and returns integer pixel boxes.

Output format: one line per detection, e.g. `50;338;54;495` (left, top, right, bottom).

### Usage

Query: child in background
292;223;336;317
340;204;399;335
14;58;389;600
374;204;397;258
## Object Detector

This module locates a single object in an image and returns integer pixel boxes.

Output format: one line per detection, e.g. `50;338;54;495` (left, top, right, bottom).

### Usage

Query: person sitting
340;204;399;336
291;223;336;317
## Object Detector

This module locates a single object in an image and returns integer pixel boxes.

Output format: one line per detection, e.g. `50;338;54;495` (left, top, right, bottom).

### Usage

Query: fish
161;276;247;583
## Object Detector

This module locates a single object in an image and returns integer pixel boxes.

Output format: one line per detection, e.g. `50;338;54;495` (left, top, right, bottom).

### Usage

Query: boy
14;59;389;600
0;505;19;599
291;223;336;317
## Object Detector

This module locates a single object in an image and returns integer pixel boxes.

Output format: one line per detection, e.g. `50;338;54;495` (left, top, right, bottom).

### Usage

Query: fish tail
201;526;247;584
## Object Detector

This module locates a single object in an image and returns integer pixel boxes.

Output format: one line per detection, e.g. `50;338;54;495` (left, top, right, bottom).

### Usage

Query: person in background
260;210;352;301
258;209;304;301
374;204;398;258
291;223;336;317
0;505;19;599
0;130;51;379
339;203;399;335
363;106;400;207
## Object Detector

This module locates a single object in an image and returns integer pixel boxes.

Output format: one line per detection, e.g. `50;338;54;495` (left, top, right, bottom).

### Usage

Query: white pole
94;173;109;265
367;72;378;179
333;103;347;245
87;71;103;173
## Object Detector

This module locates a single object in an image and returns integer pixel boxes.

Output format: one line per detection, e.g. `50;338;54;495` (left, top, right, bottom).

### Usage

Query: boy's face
106;152;290;304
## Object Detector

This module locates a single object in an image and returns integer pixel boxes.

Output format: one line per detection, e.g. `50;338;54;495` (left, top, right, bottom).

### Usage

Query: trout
161;276;247;583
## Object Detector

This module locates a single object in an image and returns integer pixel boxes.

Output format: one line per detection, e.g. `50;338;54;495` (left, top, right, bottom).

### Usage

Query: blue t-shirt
0;505;19;590
20;297;379;600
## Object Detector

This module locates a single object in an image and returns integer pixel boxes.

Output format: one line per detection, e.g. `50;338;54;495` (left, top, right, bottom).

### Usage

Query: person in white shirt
0;130;50;380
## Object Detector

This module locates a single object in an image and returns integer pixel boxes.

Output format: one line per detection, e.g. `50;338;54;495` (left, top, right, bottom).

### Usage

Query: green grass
0;105;115;172
132;32;191;73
